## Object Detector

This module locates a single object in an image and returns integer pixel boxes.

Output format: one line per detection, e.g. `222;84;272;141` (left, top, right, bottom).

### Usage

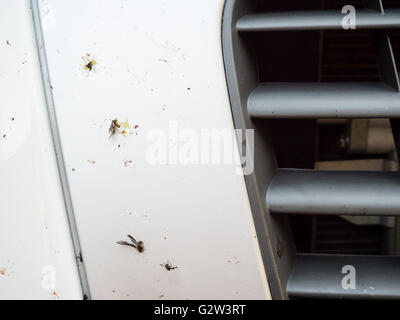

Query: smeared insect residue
82;53;97;73
109;119;134;138
161;262;178;271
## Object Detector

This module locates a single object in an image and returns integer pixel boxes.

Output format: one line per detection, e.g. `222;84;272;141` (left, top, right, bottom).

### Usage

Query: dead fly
82;53;97;72
117;235;145;253
109;119;121;138
160;261;178;271
85;61;94;71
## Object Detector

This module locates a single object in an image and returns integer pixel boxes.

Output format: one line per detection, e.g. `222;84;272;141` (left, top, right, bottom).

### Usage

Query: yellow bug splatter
109;119;133;138
82;53;97;72
120;120;131;130
120;120;132;137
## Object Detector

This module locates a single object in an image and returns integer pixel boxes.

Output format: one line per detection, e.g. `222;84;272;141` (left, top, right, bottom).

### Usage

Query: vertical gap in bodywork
29;0;91;299
364;0;400;166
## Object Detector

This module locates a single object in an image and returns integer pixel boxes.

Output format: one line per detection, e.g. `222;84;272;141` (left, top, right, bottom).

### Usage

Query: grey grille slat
288;254;400;299
237;9;400;32
248;82;400;118
224;0;400;300
267;169;400;216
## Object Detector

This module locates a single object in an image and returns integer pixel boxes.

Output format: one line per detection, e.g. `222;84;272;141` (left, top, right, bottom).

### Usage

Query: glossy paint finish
36;0;271;299
0;0;81;299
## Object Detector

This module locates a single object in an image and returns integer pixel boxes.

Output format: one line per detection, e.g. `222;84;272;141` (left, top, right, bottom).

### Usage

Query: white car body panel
1;0;271;300
0;0;82;300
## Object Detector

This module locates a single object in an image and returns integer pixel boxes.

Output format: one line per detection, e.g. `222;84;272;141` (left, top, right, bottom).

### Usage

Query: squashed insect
109;119;133;138
82;53;97;72
123;160;133;167
117;235;145;253
109;119;121;138
160;261;178;271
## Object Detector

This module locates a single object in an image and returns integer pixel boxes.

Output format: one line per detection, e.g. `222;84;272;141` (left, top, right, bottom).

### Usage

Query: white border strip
29;0;91;299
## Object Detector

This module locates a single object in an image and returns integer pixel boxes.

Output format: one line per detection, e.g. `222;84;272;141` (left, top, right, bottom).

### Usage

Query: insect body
161;262;178;271
82;53;97;72
85;61;94;71
117;235;145;253
109;119;121;138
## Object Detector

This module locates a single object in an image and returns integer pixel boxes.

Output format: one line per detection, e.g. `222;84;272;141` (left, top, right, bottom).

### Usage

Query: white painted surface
0;0;82;299
37;0;270;299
